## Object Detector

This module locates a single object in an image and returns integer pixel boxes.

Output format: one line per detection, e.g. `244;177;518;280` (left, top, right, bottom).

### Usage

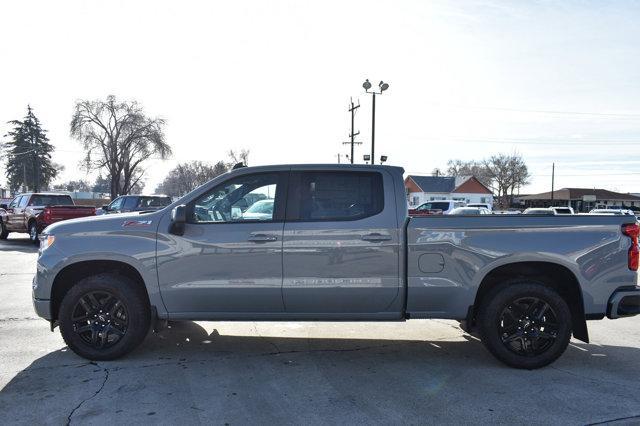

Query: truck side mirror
170;205;187;236
101;205;109;211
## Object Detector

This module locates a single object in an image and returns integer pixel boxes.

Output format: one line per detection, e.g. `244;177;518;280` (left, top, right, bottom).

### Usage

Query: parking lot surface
1;234;639;425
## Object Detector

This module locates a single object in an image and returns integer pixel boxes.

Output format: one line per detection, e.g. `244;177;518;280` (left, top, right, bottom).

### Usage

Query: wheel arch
472;261;588;342
51;260;150;321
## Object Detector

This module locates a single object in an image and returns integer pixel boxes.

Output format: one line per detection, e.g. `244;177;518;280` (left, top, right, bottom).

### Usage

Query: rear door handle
248;234;278;243
362;233;392;242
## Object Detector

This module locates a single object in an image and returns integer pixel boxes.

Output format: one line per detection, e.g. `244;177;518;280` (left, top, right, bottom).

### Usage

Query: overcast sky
1;0;640;194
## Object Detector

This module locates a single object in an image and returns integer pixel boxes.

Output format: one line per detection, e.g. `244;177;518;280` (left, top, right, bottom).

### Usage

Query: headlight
40;234;55;251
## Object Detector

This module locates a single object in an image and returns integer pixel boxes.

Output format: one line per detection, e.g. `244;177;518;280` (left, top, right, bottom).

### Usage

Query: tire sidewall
0;220;8;239
59;274;150;360
29;222;38;243
478;281;572;369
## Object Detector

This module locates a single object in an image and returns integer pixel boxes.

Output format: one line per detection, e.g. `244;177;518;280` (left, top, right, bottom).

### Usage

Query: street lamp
362;79;390;164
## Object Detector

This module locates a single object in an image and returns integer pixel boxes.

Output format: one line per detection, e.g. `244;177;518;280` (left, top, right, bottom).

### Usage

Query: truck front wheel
28;222;39;244
477;281;571;369
58;273;151;360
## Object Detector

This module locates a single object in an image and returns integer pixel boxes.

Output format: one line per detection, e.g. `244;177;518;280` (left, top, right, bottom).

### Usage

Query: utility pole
551;163;555;203
342;98;361;164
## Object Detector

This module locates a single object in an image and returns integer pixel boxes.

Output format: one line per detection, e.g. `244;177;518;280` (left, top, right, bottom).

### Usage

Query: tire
0;220;8;240
477;281;572;369
28;221;39;245
58;273;151;361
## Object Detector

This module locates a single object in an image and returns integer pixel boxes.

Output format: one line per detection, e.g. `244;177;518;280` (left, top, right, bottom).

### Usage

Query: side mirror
0;204;7;210
170;204;187;236
101;205;109;211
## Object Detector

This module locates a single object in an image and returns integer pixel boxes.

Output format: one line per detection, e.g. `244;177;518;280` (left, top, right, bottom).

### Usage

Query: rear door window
287;171;384;221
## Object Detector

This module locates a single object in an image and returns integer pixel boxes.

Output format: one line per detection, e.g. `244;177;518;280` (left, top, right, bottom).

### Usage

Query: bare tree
70;95;171;198
446;159;494;190
227;149;250;167
156;161;228;197
484;153;529;208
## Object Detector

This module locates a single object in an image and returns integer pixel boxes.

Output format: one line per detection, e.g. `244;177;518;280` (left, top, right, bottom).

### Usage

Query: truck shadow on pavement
0;237;38;253
1;321;640;424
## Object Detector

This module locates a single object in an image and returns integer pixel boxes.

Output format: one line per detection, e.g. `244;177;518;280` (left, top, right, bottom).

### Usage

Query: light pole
362;79;389;164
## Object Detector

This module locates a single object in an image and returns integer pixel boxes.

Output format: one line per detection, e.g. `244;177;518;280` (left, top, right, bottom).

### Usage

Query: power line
431;103;640;118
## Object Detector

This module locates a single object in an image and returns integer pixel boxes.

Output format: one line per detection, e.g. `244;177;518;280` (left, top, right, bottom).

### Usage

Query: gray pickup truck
32;164;640;369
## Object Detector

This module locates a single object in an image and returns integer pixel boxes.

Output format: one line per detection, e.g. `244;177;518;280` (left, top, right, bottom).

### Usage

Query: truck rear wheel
477;281;571;369
58;273;151;360
0;220;8;240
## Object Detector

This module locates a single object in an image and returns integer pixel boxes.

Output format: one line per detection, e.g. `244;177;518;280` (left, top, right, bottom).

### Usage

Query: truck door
3;196;19;230
282;170;401;314
7;196;27;231
156;171;288;314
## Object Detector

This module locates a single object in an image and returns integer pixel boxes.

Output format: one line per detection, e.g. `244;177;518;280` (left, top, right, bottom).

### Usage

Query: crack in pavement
0;317;41;322
66;363;111;426
586;413;640;425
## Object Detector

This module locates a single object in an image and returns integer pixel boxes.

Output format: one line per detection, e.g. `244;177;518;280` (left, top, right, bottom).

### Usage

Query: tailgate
47;205;96;220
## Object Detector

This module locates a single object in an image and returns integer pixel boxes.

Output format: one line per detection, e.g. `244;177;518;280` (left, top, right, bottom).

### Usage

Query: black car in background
102;195;172;214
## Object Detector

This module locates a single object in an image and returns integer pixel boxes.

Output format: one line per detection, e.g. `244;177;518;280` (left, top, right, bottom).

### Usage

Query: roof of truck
230;163;405;174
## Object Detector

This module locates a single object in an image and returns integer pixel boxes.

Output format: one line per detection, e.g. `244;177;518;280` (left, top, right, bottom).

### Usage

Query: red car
0;193;96;244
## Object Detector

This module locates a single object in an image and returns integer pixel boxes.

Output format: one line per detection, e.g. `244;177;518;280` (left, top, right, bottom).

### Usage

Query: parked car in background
240;199;274;220
551;207;575;215
449;207;491;215
33;164;640;369
102;195;172;214
409;200;465;216
466;203;492;211
0;193;96;243
588;208;636;216
523;208;557;216
494;209;522;214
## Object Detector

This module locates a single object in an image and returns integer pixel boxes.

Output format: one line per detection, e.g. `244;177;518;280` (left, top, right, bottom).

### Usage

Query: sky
1;0;639;194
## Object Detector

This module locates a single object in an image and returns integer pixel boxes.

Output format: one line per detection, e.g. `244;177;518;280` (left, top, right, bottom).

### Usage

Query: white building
405;175;494;208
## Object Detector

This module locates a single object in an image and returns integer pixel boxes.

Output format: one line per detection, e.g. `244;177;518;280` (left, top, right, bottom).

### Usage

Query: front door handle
248;234;278;243
362;233;392;242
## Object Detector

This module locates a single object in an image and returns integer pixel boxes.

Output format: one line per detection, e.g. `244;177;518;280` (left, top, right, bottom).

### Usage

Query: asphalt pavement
1;233;639;425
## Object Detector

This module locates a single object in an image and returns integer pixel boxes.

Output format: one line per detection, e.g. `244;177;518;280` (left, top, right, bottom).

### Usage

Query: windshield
417;202;449;211
29;195;74;206
137;196;171;208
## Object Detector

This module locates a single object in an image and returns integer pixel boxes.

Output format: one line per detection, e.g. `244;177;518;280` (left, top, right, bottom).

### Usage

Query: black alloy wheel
71;291;128;349
498;297;559;356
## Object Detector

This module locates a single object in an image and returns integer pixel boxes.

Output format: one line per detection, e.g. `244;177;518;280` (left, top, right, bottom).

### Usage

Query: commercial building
518;188;640;212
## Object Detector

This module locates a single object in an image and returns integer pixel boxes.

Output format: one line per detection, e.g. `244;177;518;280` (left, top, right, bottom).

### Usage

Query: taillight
622;223;639;271
42;207;52;223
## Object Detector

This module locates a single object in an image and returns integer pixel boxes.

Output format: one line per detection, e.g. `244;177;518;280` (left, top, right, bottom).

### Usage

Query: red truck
0;193;96;244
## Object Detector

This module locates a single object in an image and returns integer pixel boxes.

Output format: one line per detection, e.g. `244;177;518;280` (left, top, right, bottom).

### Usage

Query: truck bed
405;214;638;319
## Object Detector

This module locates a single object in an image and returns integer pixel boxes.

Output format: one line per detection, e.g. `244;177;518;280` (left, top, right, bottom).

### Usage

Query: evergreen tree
3;106;58;192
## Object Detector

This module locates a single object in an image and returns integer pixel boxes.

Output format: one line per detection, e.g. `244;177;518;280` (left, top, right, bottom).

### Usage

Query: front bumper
32;295;52;320
607;288;640;319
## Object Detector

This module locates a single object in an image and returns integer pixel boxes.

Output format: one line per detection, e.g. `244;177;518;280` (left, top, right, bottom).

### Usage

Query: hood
44;210;165;234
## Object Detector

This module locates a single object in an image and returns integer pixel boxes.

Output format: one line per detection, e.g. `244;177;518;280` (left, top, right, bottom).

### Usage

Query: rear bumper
607;288;640;319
